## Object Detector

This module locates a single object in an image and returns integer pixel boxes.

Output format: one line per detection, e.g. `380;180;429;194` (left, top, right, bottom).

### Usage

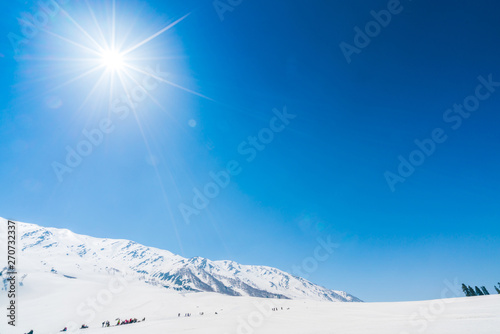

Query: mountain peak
1;218;361;302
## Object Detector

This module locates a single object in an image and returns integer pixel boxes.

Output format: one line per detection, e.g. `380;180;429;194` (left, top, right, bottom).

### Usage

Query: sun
35;4;203;109
100;49;125;72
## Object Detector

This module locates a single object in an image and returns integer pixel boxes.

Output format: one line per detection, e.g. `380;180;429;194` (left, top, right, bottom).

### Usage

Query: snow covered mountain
0;218;361;302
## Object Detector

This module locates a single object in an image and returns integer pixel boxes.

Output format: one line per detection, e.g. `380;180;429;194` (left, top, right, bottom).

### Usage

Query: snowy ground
1;271;499;334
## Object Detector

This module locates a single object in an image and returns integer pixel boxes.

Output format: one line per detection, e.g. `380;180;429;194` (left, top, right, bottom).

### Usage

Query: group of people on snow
56;317;145;332
28;306;292;334
115;317;145;326
271;307;288;311
178;310;222;317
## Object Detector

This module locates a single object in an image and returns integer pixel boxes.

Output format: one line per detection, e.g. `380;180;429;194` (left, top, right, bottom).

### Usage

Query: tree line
461;282;500;296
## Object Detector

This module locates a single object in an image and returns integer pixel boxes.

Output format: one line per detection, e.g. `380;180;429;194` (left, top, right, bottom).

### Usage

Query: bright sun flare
100;50;125;71
38;5;203;111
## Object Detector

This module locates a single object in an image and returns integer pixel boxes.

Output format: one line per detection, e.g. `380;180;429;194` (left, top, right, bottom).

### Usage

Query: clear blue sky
1;0;500;302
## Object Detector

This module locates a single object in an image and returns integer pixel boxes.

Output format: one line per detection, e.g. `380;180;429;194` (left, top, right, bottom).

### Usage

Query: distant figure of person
26;331;34;334
60;328;67;332
80;324;88;329
142;317;146;321
102;321;105;327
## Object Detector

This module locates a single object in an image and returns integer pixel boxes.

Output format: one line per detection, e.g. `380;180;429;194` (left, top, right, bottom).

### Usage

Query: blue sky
1;0;500;302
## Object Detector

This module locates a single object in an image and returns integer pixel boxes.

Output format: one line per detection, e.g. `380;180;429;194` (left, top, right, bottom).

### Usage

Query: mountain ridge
0;218;362;302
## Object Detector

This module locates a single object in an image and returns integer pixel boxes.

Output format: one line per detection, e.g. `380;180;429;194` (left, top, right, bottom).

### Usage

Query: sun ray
111;0;116;50
124;63;214;101
115;71;185;254
15;56;98;63
41;28;103;57
13;63;107;112
107;66;116;120
85;0;109;49
121;13;191;56
116;55;185;61
115;5;145;51
46;64;106;94
12;63;100;92
120;68;178;123
58;6;106;54
73;70;110;114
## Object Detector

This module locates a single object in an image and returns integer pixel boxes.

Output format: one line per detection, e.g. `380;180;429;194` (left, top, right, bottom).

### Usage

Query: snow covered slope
1;218;499;334
1;268;500;334
0;218;360;303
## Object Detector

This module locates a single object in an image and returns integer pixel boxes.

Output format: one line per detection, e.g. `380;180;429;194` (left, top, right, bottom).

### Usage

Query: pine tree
468;285;476;296
462;283;470;296
495;286;500;294
481;286;490;295
475;286;484;296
